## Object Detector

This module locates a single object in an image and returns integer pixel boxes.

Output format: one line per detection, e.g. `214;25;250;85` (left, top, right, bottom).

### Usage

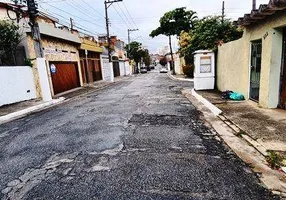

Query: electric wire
38;4;102;36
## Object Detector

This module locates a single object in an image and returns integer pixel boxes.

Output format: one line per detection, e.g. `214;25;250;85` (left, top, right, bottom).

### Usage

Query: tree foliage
150;7;197;37
125;41;150;64
125;41;142;63
159;56;167;66
0;20;22;66
179;16;243;65
143;50;151;66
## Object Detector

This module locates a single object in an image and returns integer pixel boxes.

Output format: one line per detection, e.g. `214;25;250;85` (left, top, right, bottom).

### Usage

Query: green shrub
266;150;284;169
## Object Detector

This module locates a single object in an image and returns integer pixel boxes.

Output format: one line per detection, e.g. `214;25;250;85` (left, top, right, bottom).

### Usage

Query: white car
140;67;147;73
160;66;168;73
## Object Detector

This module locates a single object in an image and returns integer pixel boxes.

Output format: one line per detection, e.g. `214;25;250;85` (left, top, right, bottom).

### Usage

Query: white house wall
101;55;114;82
0;66;37;106
119;61;125;76
125;61;130;75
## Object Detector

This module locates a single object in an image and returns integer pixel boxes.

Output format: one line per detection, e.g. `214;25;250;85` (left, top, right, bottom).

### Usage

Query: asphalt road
0;70;279;200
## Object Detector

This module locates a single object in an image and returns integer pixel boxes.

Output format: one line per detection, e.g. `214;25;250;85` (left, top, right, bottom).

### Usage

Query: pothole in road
128;114;234;158
129;114;201;127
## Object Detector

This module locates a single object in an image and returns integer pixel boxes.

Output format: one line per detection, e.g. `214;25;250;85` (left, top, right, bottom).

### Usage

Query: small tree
179;16;243;65
125;41;150;73
150;8;197;74
143;50;151;66
0;20;22;66
159;56;167;66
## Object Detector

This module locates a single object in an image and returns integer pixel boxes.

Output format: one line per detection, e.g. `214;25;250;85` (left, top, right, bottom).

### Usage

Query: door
279;28;286;108
50;62;80;95
90;60;103;81
80;59;89;84
113;61;120;77
249;40;262;102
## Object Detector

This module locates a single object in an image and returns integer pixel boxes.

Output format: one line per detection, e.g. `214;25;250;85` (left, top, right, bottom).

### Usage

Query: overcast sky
3;0;269;53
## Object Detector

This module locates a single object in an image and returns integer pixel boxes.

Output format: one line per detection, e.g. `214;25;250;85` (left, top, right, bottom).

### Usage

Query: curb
0;76;130;125
64;76;130;102
167;72;194;82
190;89;269;156
0;98;65;125
218;115;269;156
191;89;222;116
183;88;286;195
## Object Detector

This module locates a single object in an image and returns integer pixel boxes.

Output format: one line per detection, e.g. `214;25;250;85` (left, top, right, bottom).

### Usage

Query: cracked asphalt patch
0;72;279;199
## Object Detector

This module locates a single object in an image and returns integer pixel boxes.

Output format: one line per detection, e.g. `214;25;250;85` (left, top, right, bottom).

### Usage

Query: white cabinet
194;50;215;90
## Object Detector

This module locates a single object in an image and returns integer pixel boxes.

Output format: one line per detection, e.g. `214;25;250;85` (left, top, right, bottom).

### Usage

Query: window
200;56;211;73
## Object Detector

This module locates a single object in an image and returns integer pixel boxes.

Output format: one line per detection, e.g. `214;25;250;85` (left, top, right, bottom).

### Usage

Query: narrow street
0;70;277;199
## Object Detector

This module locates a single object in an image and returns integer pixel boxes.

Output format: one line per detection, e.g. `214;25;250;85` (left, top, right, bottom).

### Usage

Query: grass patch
266;150;285;169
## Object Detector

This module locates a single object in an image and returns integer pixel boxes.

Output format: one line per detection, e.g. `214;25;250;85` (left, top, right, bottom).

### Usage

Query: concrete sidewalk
0;76;131;125
193;90;286;169
182;88;286;196
197;90;286;152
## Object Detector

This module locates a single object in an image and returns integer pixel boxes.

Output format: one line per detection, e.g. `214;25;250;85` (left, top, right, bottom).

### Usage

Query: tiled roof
237;0;286;26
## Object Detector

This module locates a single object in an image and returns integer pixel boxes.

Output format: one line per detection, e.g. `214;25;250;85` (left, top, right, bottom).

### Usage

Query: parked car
140;66;147;73
150;65;155;70
146;66;151;71
160;66;168;73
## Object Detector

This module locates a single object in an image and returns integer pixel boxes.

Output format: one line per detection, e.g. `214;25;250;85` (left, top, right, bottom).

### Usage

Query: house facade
79;36;103;84
25;15;83;96
0;2;127;106
217;0;286;108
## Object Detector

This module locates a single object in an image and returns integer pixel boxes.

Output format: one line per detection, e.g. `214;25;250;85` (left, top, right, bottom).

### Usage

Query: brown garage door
50;62;80;95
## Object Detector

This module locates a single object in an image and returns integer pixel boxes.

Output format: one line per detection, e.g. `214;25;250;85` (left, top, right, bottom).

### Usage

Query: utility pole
27;0;43;58
221;1;225;23
169;35;175;75
127;28;138;58
104;0;123;62
252;0;256;10
27;0;52;101
70;18;74;33
127;28;139;57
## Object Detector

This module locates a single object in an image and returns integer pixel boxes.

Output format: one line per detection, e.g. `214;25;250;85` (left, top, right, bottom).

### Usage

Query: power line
41;2;105;29
122;2;145;43
37;0;66;4
115;3;141;42
117;3;134;29
38;5;102;36
110;3;135;43
79;0;105;19
65;0;105;27
112;4;129;28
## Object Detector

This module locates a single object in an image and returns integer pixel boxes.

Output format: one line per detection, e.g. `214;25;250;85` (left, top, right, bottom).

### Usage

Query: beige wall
217;10;286;108
26;35;83;97
174;54;183;75
217;38;249;98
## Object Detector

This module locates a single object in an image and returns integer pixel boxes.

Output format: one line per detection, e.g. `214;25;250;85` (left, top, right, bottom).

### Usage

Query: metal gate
113;61;120;77
279;28;286;108
80;51;102;84
50;62;80;95
249;40;262;101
